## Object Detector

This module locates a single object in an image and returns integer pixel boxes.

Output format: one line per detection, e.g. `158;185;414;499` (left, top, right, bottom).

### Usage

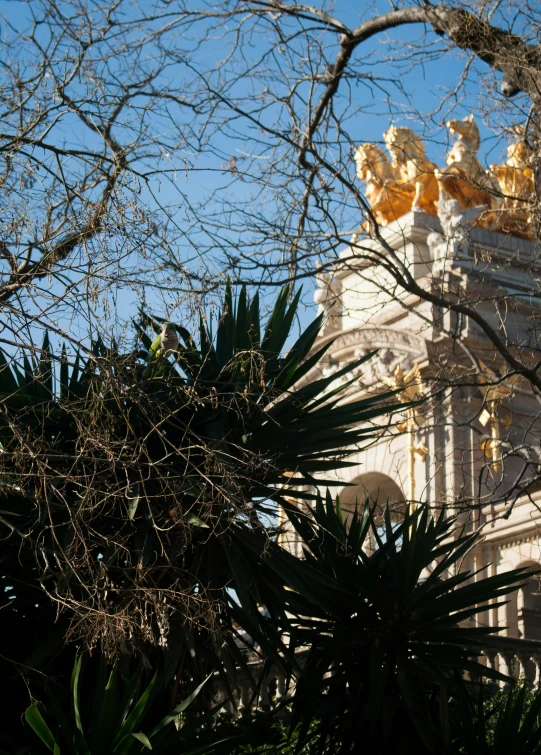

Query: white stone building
301;206;541;651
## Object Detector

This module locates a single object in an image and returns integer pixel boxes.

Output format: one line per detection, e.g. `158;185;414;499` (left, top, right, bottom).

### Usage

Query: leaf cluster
0;284;398;745
263;496;535;754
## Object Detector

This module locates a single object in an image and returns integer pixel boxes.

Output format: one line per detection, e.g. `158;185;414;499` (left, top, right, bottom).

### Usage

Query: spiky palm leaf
0;285;400;745
25;654;219;755
253;495;535;755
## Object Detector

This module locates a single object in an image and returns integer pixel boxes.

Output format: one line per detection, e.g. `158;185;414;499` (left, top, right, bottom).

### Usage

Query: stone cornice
336;210;539;280
488;529;541;551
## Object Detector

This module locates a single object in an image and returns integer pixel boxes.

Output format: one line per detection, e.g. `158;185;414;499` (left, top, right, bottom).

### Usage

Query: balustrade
480;635;541;686
214;636;541;717
213;648;304;719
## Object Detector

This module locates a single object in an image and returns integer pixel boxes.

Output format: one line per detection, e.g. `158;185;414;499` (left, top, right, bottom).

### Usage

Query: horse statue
354;118;535;240
354;140;432;226
383;126;439;215
436;115;501;214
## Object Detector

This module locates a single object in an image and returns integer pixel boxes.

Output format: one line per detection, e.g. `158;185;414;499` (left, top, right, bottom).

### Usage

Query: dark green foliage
266;495;535;754
166;496;540;755
24;655;224;755
210;686;541;755
453;682;541;754
6;284;533;755
0;285;399;747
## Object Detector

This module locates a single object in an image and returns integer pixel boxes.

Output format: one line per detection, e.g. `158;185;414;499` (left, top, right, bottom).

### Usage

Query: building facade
301;119;541;645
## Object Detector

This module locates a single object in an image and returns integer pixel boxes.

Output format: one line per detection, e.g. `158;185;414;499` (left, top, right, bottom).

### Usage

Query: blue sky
0;0;528;350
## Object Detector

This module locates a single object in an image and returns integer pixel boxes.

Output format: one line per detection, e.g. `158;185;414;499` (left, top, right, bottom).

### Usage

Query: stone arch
338;472;406;525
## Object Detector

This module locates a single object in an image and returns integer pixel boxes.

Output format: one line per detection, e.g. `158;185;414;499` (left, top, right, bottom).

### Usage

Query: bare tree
137;0;541;514
5;0;541;732
0;0;213;346
3;0;541;511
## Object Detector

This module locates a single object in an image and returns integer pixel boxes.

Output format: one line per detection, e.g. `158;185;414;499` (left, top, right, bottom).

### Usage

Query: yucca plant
250;495;535;755
0;284;400;746
151;495;538;755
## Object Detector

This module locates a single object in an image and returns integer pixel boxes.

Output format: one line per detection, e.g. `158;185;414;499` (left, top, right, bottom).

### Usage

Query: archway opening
338;472;406;526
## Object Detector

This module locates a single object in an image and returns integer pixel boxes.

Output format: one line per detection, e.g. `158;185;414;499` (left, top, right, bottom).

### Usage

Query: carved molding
488;530;541;551
318;326;428;385
323;326;427;361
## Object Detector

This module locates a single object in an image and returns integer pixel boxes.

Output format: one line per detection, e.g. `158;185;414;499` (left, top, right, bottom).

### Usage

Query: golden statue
435;115;501;218
383;126;439;215
477;360;520;472
489;126;534;239
353;128;439;227
353;143;416;226
383;362;429;511
354;119;535;240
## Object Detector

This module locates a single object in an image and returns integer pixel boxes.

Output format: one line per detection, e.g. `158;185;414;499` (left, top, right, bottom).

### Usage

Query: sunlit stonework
291;123;541;682
354;115;535;239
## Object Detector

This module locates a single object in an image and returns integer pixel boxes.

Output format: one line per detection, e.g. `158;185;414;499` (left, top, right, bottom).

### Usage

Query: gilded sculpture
383;126;439;215
490;126;534;239
355;116;535;239
353;143;415;226
436;115;501;214
353;127;439;226
477;360;520;472
382;362;429;511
